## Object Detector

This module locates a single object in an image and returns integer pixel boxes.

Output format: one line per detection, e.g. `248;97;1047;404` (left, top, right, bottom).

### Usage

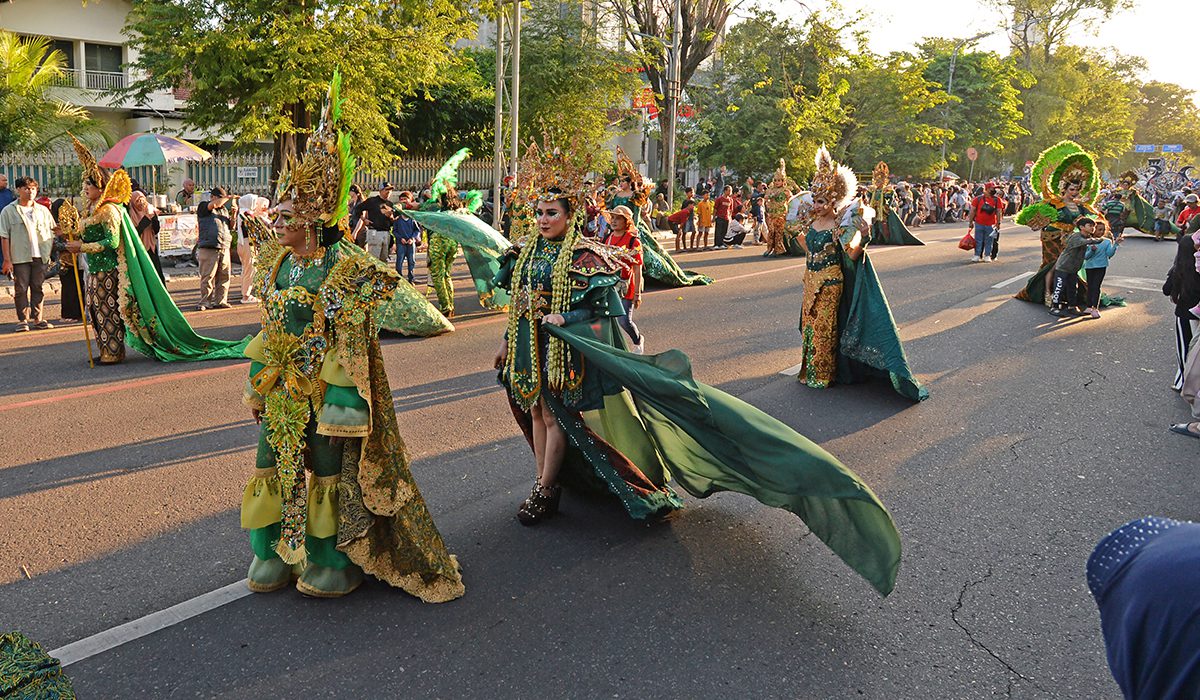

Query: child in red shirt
604;205;646;353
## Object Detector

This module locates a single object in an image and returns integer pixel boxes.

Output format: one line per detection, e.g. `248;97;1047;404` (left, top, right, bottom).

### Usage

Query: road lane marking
50;580;253;667
1106;276;1165;292
993;272;1034;289
0;362;249;413
780;364;801;377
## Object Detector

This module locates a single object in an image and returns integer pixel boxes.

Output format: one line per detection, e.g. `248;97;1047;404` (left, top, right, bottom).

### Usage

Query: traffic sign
1163;144;1185;153
1134;144;1157;153
966;147;978;162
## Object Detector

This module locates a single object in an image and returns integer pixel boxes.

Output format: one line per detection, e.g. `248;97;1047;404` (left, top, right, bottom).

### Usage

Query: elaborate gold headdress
614;146;643;189
1117;169;1138;189
511;138;594;214
774;158;788;181
274;71;355;235
872;161;890;189
811;146;857;211
70;132;130;205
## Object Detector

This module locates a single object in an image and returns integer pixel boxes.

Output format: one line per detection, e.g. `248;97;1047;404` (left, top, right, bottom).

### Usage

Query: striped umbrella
98;132;211;168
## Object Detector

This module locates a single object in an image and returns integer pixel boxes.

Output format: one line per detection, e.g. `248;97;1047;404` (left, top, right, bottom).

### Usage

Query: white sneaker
632;341;645;355
970;255;980;262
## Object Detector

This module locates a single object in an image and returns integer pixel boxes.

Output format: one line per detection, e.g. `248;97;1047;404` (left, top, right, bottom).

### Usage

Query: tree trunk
270;102;313;184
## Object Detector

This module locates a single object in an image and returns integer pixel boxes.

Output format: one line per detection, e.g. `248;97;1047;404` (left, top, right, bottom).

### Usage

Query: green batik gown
427;232;459;315
610;194;712;287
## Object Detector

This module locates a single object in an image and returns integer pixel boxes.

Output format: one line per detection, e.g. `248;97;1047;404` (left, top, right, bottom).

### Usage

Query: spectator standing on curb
195;186;235;310
0;176;55;330
966;183;1005;262
236;194;268;304
129;191;165;283
0;174;13;274
713;186;734;249
681;187;697;249
355;182;396;262
174;178;196;211
1166;219;1200;391
695;191;714;251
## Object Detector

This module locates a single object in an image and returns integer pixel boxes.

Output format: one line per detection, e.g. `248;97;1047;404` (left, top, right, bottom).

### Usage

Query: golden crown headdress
70;132;130;205
1117;169;1138;189
774;158;788;180
512;137;594;212
274;71;355;230
614;146;643;189
872;161;890;189
811;146;857;211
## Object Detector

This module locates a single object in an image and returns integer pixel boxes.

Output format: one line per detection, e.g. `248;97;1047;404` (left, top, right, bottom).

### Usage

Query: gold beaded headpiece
811;146;857;211
1117;169;1138;189
70;133;108;192
274;71;355;231
872;161;890;189
512;139;594;213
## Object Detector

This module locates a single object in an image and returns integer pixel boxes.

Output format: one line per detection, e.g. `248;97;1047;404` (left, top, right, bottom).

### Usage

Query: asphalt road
0;223;1193;699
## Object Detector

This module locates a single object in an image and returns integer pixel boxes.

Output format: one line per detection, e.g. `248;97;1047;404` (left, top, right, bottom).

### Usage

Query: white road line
993;272;1034;289
1106;276;1165;292
780;364;802;377
50;579;252;667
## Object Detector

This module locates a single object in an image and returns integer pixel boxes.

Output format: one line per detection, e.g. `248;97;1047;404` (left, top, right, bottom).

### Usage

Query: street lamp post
938;31;988;183
664;0;681;205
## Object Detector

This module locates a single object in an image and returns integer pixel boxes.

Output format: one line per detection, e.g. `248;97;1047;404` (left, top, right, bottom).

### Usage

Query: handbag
958;232;976;250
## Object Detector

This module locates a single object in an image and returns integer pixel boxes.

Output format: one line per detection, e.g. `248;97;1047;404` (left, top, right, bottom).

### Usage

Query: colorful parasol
98;132;212;168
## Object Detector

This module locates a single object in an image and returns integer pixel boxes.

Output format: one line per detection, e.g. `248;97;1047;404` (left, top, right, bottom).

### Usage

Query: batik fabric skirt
88;269;126;364
799;265;843;388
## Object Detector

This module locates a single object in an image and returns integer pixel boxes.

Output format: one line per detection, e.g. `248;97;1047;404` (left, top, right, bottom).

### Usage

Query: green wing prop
406;209;512;310
545;323;903;596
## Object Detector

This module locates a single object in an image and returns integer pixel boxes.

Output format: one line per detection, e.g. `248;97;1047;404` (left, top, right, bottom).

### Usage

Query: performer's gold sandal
296;564;363;598
246;556;294;593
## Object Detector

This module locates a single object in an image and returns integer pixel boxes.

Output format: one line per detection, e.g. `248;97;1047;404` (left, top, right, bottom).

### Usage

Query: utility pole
663;0;681;204
492;0;521;231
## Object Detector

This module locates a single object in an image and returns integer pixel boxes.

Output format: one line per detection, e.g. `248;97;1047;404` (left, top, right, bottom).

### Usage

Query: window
49;40;75;70
84;43;124;89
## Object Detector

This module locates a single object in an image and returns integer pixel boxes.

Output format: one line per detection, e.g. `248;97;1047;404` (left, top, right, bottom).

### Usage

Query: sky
774;0;1200;97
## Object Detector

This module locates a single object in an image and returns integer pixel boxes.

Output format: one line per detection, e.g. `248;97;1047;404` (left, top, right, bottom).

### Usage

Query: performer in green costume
1015;141;1124;308
610;147;712;287
63;136;250;365
404;148;513;317
867;162;924;246
795;148;927;402
239;74;463;601
494;142;902;596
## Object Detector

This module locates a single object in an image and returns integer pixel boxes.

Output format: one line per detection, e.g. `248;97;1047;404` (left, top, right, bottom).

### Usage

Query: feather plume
1031;141;1083;197
429;148;472;203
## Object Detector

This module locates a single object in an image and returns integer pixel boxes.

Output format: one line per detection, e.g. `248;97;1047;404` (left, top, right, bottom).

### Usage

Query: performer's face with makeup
272;200;306;248
813;196;831;217
537;199;571;240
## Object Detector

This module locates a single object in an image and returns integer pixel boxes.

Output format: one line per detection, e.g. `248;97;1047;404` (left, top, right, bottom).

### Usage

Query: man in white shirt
0;177;56;331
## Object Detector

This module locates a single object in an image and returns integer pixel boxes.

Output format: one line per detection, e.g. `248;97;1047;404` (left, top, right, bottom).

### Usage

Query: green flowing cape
117;208;251;361
868;191;924;246
822;251;929;402
545;323;903;597
377;278;455;336
1124;191;1179;236
405;209;512;309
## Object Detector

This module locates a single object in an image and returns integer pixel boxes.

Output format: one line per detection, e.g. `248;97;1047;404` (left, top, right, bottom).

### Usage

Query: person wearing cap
354;181;396;262
602;205;645;353
196;186;236;309
1176;193;1200;230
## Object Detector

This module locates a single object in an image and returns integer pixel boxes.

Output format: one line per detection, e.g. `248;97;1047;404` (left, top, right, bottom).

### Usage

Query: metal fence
0;150;497;201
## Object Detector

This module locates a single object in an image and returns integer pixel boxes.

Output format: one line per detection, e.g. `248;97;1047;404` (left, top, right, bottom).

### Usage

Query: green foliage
390;50;495;157
0;31;110;153
837;51;954;177
122;0;480;173
514;0;642;161
1123;81;1200;168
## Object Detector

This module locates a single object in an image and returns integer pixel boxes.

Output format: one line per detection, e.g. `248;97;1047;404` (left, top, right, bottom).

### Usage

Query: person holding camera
967;182;1005;262
196;186;236;309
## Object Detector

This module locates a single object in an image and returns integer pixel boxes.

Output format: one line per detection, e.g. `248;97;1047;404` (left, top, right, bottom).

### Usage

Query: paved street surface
0;223;1192;698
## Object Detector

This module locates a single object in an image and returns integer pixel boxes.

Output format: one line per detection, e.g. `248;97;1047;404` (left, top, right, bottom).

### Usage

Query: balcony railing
47;69;127;92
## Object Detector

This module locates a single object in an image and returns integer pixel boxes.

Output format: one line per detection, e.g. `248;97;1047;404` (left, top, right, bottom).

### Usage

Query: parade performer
795;148;927;402
1014;141;1124;308
239;73;463;600
63;136;249;365
404;148;513;316
763;158;804;256
241;196;452;339
609;148;712;286
867;162;924;246
494;142;902;597
1107;169;1166;237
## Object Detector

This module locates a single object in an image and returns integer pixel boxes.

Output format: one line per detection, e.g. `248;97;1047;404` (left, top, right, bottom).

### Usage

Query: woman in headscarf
236;193;268;304
128;191;164;283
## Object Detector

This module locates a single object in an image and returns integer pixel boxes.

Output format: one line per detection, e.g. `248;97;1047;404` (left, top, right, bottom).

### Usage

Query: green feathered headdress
1051;151;1099;204
428;147;471;204
275;70;356;229
1030;140;1083;197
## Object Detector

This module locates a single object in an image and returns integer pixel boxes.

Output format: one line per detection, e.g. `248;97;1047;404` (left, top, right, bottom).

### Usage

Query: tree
122;0;480;175
513;0;643;160
389;50;495;158
1125;81;1200;167
837;51;953;176
996;0;1134;66
0;32;109;153
919;40;1033;175
692;9;853;180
